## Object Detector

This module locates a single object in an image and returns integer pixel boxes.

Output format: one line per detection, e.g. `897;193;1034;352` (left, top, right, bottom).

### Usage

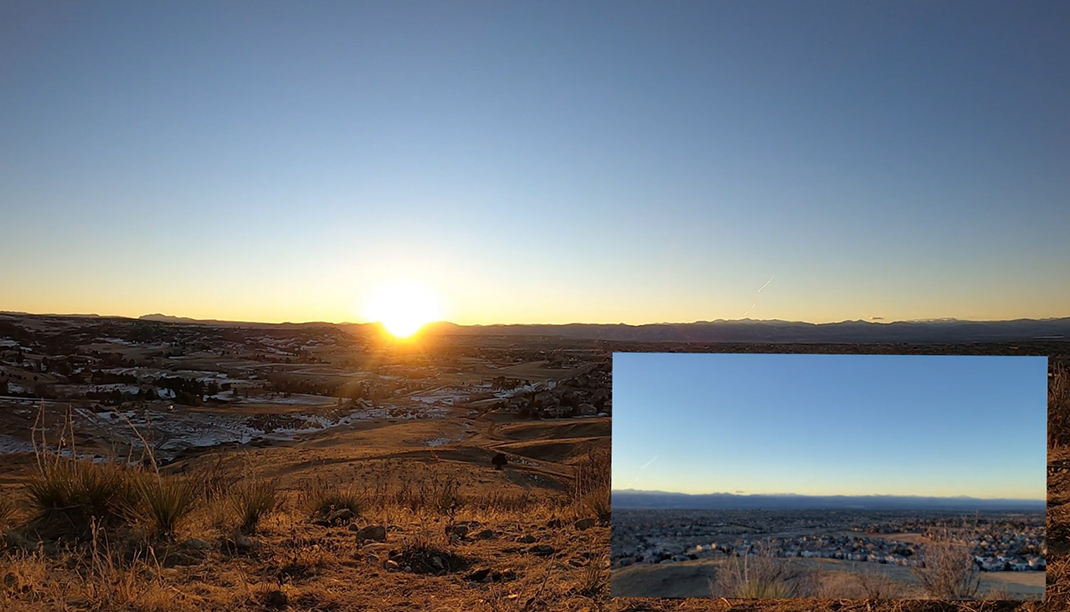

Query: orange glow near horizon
361;280;444;338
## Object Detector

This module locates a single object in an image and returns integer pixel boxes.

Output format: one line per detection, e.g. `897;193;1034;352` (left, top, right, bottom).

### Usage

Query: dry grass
297;477;365;522
229;477;279;534
912;528;981;600
1052;365;1070;448
709;548;815;599
139;475;200;540
570;447;611;524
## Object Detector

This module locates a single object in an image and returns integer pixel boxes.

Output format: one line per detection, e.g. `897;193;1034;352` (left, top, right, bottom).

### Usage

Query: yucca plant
300;479;365;522
231;478;279;534
25;458;141;539
138;475;199;540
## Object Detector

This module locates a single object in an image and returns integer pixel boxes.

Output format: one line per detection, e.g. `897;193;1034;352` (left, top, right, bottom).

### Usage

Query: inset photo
611;353;1047;600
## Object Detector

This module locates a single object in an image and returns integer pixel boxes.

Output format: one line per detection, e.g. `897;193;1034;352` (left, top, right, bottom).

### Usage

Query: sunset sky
612;353;1047;499
2;2;1068;325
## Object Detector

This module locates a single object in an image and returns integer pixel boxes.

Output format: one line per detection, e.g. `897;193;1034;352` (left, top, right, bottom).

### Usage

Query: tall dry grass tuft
912;527;981;600
298;477;365;522
709;545;812;599
0;494;16;530
138;475;199;540
569;447;611;524
1051;365;1070;448
231;478;279;534
25;458;141;539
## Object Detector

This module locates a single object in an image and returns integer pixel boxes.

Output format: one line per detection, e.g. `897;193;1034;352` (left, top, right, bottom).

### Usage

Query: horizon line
4;309;1070;329
613;489;1047;502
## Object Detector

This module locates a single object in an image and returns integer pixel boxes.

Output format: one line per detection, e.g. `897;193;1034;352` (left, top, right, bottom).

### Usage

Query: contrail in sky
742;275;776;317
757;275;776;293
634;456;658;482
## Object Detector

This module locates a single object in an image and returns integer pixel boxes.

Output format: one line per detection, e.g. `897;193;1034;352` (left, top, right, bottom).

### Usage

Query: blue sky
1;2;1068;324
612;353;1047;499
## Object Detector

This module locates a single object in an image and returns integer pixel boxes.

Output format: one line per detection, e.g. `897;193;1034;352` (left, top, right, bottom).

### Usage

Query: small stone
384;559;400;571
354;525;387;543
223;534;254;552
518;534;536;544
2;572;18;589
431;556;444;570
529;544;555;556
263;589;288;609
365;553;380;565
574;518;595;530
183;538;212;550
475;529;496;540
327;508;354;523
467;568;491;582
447;524;469;538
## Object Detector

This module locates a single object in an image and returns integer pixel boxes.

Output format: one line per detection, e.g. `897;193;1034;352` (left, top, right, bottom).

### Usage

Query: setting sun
362;280;444;338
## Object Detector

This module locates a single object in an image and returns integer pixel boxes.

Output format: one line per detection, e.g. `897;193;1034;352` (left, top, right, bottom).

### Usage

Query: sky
1;1;1068;325
612;353;1047;500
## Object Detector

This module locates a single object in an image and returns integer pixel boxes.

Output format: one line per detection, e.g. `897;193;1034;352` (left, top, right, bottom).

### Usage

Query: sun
362;280;444;338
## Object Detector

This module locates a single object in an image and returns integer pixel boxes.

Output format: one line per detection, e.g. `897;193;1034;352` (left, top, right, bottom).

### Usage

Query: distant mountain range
422;318;1070;344
611;489;1046;512
7;313;1054;343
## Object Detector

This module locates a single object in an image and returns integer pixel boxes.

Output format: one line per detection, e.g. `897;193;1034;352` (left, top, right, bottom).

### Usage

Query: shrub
25;458;141;538
710;546;811;599
0;494;16;529
1050;366;1070;448
138;476;199;540
299;478;364;522
231;478;279;534
913;529;980;600
570;447;611;523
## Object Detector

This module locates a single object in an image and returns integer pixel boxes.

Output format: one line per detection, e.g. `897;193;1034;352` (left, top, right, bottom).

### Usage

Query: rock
467;568;491;582
529;544;555;556
574;518;595;531
223;534;254;553
475;529;496;540
2;572;18;589
446;524;469;539
431;556;444;570
263;589;288;609
518;534;536;544
162;550;204;567
183;538;212;551
327;508;354;524
354;525;387;543
384;559;400;571
365;553;380;565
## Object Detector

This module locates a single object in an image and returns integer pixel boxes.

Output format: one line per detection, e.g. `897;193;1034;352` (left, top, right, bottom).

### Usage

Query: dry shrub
577;552;609;597
298;477;365;522
709;547;813;599
913;528;980;600
231;478;279;534
396;528;469;574
570;447;611;524
25;457;142;539
386;475;465;516
1051;365;1070;448
138;475;199;540
852;564;910;599
0;494;16;529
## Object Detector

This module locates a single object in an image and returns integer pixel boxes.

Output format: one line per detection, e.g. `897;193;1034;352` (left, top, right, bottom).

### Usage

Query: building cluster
612;513;1046;572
